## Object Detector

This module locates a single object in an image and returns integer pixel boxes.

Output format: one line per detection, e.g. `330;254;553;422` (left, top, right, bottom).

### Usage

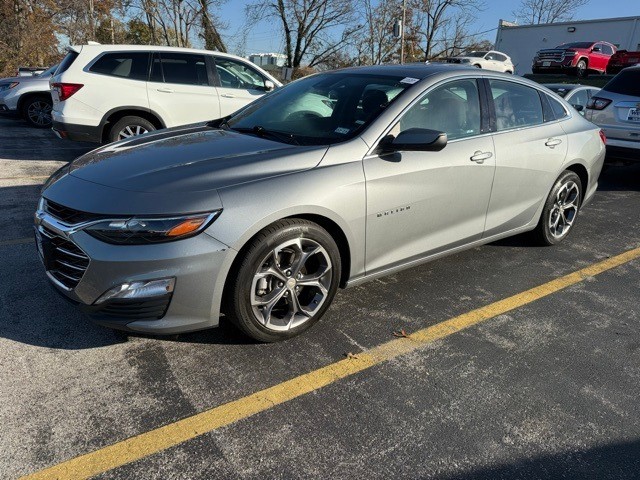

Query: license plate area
627;108;640;122
542;61;551;67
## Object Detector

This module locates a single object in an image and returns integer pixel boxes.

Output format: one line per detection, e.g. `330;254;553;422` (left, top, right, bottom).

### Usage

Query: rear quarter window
89;52;150;81
603;70;640;97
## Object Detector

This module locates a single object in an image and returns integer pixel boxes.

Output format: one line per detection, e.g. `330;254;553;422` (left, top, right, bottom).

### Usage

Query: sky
215;0;640;56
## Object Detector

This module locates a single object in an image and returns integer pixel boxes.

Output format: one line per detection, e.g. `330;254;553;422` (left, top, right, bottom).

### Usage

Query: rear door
483;78;568;238
212;56;270;117
146;52;220;127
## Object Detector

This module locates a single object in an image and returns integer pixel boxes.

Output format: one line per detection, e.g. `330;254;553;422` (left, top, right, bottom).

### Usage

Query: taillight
599;129;606;145
51;82;83;101
586;96;612;110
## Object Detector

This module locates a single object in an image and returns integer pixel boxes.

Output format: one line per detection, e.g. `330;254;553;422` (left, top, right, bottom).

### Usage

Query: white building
495;16;640;74
248;53;287;72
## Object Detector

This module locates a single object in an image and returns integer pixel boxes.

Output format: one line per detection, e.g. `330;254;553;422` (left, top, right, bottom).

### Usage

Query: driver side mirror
379;128;448;153
261;80;276;92
591;46;601;52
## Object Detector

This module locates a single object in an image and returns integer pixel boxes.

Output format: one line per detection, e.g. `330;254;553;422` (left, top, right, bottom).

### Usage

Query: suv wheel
224;219;341;342
575;59;588;78
109;116;156;142
22;95;52;128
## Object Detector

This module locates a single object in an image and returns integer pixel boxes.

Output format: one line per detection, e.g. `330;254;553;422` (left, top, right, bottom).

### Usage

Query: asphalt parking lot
1;115;639;479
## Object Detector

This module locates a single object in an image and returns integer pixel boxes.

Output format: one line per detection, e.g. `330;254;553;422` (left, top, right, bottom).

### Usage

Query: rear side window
89;52;150;81
490;79;543;131
56;51;78;75
603;69;640;97
151;53;209;86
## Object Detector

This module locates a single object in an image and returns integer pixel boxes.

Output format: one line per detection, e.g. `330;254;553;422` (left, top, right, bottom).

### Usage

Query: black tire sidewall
537;171;582;245
227;220;341;342
109;116;155;142
576;60;588;78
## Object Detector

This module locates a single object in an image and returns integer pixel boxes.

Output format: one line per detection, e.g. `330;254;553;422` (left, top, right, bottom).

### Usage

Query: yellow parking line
21;246;640;480
0;237;32;247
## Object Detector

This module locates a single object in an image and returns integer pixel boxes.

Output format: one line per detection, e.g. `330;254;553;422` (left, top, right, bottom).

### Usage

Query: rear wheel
108;115;155;143
224;219;341;342
22;94;52;128
532;171;582;245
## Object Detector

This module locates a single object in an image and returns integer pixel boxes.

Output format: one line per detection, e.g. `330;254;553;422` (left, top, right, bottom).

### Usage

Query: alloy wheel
117;125;149;140
27;101;52;126
251;237;332;331
548;180;579;238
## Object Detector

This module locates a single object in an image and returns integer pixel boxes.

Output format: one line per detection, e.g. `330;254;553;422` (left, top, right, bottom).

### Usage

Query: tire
22;94;52;128
473;64;481;68
505;70;513;74
532;171;582;246
575;59;588;78
108;115;156;143
224;219;341;342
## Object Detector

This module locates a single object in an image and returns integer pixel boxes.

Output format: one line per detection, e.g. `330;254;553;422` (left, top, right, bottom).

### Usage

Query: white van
50;44;281;143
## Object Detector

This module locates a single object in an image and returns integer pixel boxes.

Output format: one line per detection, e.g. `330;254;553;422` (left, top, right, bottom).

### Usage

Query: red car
532;41;616;77
606;50;640;74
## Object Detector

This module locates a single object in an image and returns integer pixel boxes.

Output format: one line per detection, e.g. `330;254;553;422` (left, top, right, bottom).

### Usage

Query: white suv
50;45;281;143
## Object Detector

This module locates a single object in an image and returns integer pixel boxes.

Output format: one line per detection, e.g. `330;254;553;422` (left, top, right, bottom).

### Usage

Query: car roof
544;84;596;90
325;63;479;78
70;44;252;62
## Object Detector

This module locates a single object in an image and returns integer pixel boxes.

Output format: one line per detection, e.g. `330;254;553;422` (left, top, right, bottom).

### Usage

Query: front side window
215;57;265;90
601;44;613;55
89;52;150;81
150;53;209;86
490;79;543;131
392;79;481;141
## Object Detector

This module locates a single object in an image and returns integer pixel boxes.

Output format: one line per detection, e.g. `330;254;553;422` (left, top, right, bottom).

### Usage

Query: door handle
470;151;493;163
545;138;562;147
221;93;236;98
156;88;174;93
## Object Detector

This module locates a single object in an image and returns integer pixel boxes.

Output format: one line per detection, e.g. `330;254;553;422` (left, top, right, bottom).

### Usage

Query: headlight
563;51;577;57
0;82;19;91
84;211;221;244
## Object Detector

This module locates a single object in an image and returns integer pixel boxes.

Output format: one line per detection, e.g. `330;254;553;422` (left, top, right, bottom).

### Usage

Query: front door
213;56;270;117
363;78;496;274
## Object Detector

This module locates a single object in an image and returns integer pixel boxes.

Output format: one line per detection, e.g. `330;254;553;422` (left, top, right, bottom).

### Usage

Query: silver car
0;64;57;128
585;66;640;163
35;65;605;342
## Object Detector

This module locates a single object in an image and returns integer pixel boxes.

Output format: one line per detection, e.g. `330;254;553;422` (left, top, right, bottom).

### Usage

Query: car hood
44;123;328;215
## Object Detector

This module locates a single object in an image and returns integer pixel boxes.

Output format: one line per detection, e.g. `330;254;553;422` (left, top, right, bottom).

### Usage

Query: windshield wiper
232;125;300;145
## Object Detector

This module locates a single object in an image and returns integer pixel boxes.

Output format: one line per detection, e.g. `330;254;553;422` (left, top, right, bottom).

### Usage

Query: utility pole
401;0;406;64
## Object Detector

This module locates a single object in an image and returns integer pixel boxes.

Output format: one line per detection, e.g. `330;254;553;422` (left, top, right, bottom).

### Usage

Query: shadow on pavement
440;438;640;480
598;162;640;192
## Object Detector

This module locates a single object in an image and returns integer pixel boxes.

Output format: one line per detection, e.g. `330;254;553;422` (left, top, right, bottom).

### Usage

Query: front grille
44;199;107;225
98;296;171;320
40;227;90;289
538;50;564;62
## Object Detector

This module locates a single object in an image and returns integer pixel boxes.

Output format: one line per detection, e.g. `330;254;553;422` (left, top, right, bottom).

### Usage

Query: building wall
495;16;640;74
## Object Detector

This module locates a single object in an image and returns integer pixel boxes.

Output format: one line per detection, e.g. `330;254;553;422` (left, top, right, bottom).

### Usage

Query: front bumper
52;120;102;143
34;208;233;334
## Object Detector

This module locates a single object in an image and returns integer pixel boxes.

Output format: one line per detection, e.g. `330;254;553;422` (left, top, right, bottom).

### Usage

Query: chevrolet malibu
35;65;605;342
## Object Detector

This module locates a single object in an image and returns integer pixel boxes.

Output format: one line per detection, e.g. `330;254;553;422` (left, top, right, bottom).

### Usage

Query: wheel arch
17;91;52;115
100;107;166;143
565;162;589;199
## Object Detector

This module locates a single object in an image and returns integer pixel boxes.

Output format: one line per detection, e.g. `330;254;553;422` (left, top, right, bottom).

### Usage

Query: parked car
0;64;58;127
532;41;616;77
50;45;281;144
17;66;48;76
606;50;640;74
446;50;514;73
544;83;600;114
35;65;605;341
585;66;640;162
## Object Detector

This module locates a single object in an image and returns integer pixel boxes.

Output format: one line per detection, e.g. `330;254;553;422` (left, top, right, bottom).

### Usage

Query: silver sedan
35;64;605;341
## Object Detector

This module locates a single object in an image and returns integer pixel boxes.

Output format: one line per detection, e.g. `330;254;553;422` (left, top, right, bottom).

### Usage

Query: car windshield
224;72;415;146
463;51;488;58
557;42;594;49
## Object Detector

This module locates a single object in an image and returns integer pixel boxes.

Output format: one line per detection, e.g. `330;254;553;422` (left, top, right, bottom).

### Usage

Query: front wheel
575;59;588;78
532;171;582;245
224;219;341;342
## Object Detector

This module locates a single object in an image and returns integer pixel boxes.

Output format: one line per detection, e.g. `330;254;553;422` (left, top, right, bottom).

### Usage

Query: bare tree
408;0;485;61
356;0;401;65
248;0;359;69
198;0;227;51
514;0;590;25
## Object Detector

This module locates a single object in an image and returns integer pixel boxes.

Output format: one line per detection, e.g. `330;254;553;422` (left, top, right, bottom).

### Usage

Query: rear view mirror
379;128;448;153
